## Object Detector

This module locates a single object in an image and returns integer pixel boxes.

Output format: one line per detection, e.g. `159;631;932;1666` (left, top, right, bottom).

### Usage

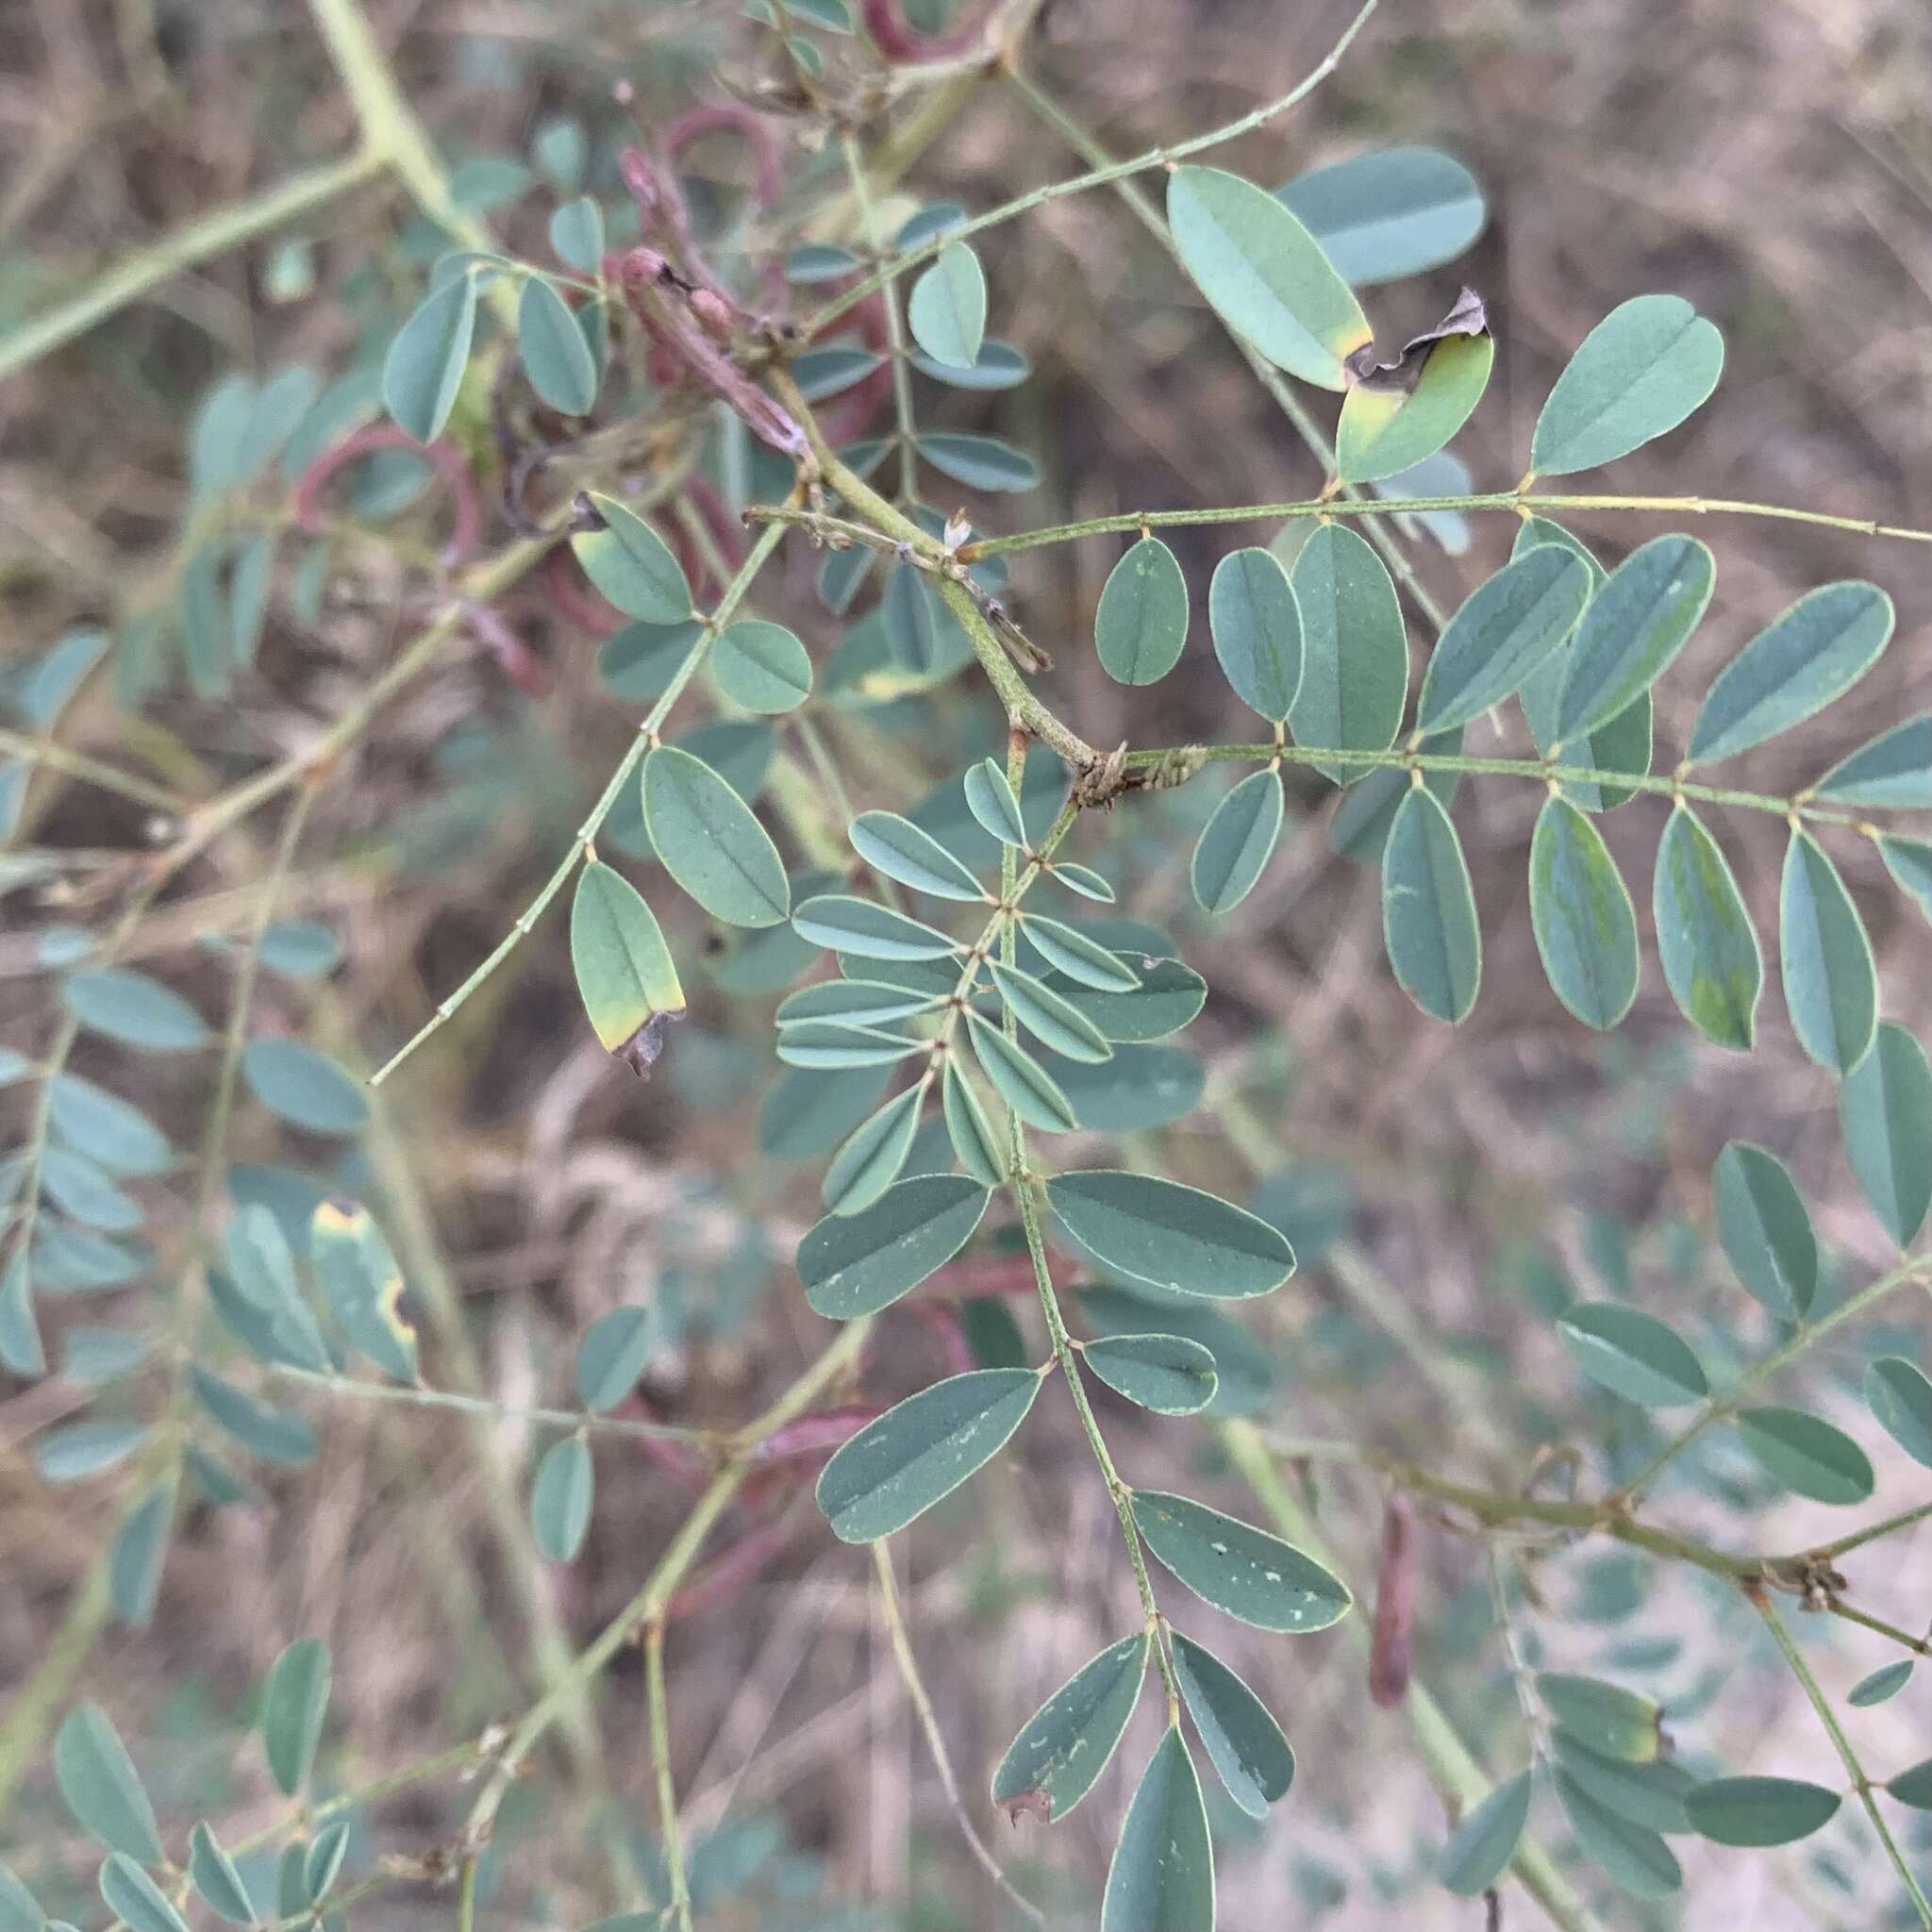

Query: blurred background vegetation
4;0;1932;1926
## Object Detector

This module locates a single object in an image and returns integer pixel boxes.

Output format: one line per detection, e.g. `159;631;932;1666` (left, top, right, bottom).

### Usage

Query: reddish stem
292;424;483;567
663;104;785;211
1368;1495;1418;1708
863;0;989;61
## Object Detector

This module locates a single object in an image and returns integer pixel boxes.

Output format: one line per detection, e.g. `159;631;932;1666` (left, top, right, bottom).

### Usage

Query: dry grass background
4;0;1932;1926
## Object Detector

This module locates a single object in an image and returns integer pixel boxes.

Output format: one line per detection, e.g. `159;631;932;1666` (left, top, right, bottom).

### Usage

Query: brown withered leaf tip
615;1009;682;1078
1000;1788;1053;1827
1343;287;1490;392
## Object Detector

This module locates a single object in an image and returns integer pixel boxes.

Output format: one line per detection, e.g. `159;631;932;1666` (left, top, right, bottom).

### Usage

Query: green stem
839;132;921;507
0;724;187;819
369;513;788;1086
1222;1424;1607;1932
1811;1496;1932;1561
0;148;384;380
802;0;1379;333
971;491;1932;558
1754;1591;1932;1927
1829;1601;1932;1657
645;1620;693;1932
1614;1254;1932;1502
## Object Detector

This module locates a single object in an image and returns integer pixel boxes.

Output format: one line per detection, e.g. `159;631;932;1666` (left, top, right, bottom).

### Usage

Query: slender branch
838;131;921;507
369;511;790;1085
802;0;1380;333
0;149;384;380
969;491;1932;558
646;1620;693;1932
0;725;187;819
872;1541;1045;1924
1829;1601;1932;1657
1809;1497;1932;1562
1754;1590;1932;1928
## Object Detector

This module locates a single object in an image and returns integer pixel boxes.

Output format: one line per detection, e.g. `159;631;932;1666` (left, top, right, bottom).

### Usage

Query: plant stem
646;1619;693;1932
970;491;1932;558
802;0;1380;333
839;132;921;507
1829;1602;1932;1657
1755;1590;1932;1928
369;511;789;1085
0;724;187;818
0;148;384;380
871;1541;1044;1924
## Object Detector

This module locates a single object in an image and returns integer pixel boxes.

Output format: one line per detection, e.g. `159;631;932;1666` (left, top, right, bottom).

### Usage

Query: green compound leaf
881;562;958;676
908;241;988;369
642;745;790;928
310;1199;419;1381
1438;1770;1532;1896
1530;293;1724;477
1019;915;1141;993
941;1060;1007;1186
1528;794;1640;1029
822;1081;928;1216
38;1420;148;1483
1888;1759;1932;1808
0;1860;42;1932
1841;1023;1932;1244
916;432;1038;492
1537;1674;1663;1762
55;1704;164;1863
571;493;692;625
1688;580;1893;765
63;967;210;1052
1735;1406;1874;1504
1170;1631;1294;1816
1882;834;1932;925
98;1854;189;1932
989;961;1112;1064
797;1174;990;1318
1556;1770;1682;1898
530;1433;594;1562
816;1367;1040;1541
1865;1357;1932;1470
241;1040;368;1136
517;275;597;414
108;1481;174;1630
575;1307;655;1413
1553;534;1715;742
1047;1171;1293;1301
188;1821;256;1925
1713;1141;1815;1319
41;1145;141;1232
1096;537;1190;686
850;810;987;902
1045;860;1116;903
1418;545;1591;733
1779;828;1876;1075
305;1818;350;1902
1288;524;1407;783
1336;330;1492;484
777;980;943;1030
222;1206;328;1372
47;1074;172;1176
1191;769;1284;915
966;1010;1078;1132
1168;163;1370;389
794;893;961;960
1132;1490;1350;1631
1382;785;1482;1024
1276;146;1487;288
382;273;477;442
1557;1303;1707;1407
777;1024;925;1072
569;861;685;1058
1653;806;1761;1051
262;1638;331;1796
1101;1727;1216;1932
1849;1659;1914;1708
711;619;812;714
1685;1775;1840;1847
962;758;1029;848
991;1633;1148;1824
910;339;1030;389
191;1364;317;1466
1814;711;1932;808
1209;546;1302;722
1083;1333;1219;1415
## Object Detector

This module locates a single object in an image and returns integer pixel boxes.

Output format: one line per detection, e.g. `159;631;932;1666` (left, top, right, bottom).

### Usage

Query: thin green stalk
0;724;187;819
839;132;921;507
1812;1497;1932;1561
1614;1253;1932;1502
370;512;789;1086
0;148;383;380
1222;1424;1607;1932
971;491;1932;558
646;1620;693;1932
1829;1601;1932;1657
1122;740;1886;829
1755;1590;1932;1928
871;1541;1044;1924
802;0;1380;333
